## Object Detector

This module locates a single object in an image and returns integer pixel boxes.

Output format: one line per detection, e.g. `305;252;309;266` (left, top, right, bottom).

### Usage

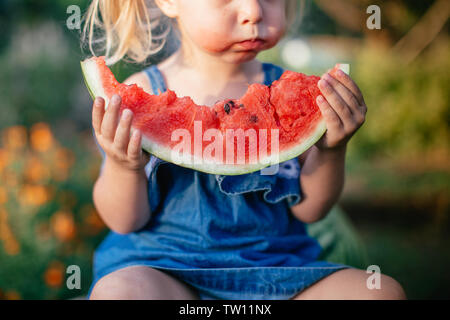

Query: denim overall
88;61;349;300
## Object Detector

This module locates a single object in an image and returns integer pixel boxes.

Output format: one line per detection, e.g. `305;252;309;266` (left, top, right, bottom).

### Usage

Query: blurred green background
0;0;448;299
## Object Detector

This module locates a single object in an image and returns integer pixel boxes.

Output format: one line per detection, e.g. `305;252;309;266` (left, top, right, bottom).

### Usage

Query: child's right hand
92;94;150;172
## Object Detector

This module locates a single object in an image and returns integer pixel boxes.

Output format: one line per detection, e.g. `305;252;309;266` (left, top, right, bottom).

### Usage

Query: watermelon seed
250;115;258;123
228;100;236;108
224;103;231;114
239;104;245;108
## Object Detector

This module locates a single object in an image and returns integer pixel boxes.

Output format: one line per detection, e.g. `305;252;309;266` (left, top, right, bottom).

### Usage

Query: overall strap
145;62;282;93
262;62;284;86
144;65;167;95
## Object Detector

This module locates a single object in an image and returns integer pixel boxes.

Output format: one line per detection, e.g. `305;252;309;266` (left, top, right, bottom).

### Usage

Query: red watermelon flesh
81;56;346;175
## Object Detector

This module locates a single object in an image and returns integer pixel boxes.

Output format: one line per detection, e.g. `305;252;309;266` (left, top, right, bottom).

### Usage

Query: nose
239;0;263;25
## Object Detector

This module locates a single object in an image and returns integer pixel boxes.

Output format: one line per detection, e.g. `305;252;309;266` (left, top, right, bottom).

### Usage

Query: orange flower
54;148;75;170
2;169;18;187
0;149;10;172
24;156;50;183
0;187;7;204
51;210;76;241
30;123;54;152
44;261;65;288
1;126;27;150
52;167;69;182
19;184;50;207
0;208;20;255
4;290;21;300
4;241;20;255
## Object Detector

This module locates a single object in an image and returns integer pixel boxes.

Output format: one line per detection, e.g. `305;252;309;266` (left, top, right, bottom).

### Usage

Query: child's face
162;0;287;62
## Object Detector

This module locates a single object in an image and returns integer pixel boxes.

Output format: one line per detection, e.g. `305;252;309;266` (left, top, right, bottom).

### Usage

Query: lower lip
236;39;265;50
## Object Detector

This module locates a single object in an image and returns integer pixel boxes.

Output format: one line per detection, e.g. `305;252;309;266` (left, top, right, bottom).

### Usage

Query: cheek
264;7;287;44
194;25;232;52
179;7;234;53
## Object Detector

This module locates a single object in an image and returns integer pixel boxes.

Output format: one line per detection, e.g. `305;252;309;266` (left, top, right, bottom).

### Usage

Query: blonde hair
82;0;304;66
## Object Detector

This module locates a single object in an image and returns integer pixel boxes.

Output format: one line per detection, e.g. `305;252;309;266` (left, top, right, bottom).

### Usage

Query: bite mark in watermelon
81;57;347;175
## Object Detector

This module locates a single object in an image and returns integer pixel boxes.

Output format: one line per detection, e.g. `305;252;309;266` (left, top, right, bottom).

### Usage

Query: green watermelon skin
81;57;345;175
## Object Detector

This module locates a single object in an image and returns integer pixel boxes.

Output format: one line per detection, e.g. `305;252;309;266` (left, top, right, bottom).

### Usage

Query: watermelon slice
81;57;347;175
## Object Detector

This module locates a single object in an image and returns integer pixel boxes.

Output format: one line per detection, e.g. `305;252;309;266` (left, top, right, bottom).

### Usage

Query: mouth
235;38;266;51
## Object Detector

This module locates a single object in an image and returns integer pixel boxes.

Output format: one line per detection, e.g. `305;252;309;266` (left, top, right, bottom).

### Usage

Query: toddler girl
84;0;405;300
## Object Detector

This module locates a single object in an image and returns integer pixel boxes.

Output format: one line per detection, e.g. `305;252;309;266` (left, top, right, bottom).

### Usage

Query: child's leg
291;268;406;300
89;265;199;300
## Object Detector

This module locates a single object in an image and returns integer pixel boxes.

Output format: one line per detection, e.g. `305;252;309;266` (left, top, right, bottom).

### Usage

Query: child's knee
369;274;406;300
89;269;137;300
89;266;200;300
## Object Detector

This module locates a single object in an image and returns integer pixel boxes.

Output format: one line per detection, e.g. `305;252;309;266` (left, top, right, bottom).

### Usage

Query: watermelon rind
81;58;328;176
137;119;327;175
80;59;110;108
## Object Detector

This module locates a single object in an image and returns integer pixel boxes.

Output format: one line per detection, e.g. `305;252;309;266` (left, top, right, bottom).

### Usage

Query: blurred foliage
0;123;108;299
350;46;449;162
0;15;90;129
342;41;450;204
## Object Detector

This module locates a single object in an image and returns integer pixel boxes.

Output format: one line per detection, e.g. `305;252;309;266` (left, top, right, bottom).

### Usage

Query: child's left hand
314;69;367;151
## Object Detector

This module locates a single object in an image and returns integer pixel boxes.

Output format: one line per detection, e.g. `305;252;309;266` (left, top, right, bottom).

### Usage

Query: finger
333;69;366;107
318;78;353;125
101;94;121;141
316;95;342;132
92;97;105;135
323;73;360;115
114;109;134;153
127;129;143;160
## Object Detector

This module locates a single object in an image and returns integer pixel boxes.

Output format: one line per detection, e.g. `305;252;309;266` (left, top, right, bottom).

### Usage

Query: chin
228;50;260;63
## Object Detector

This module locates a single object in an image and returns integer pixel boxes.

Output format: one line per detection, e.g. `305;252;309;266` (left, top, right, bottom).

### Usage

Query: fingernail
337;70;345;77
122;109;133;119
324;73;332;81
319;79;329;88
112;94;121;104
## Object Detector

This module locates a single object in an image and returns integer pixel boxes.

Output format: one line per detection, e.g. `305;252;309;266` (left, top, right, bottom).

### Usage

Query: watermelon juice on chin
81;56;347;175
